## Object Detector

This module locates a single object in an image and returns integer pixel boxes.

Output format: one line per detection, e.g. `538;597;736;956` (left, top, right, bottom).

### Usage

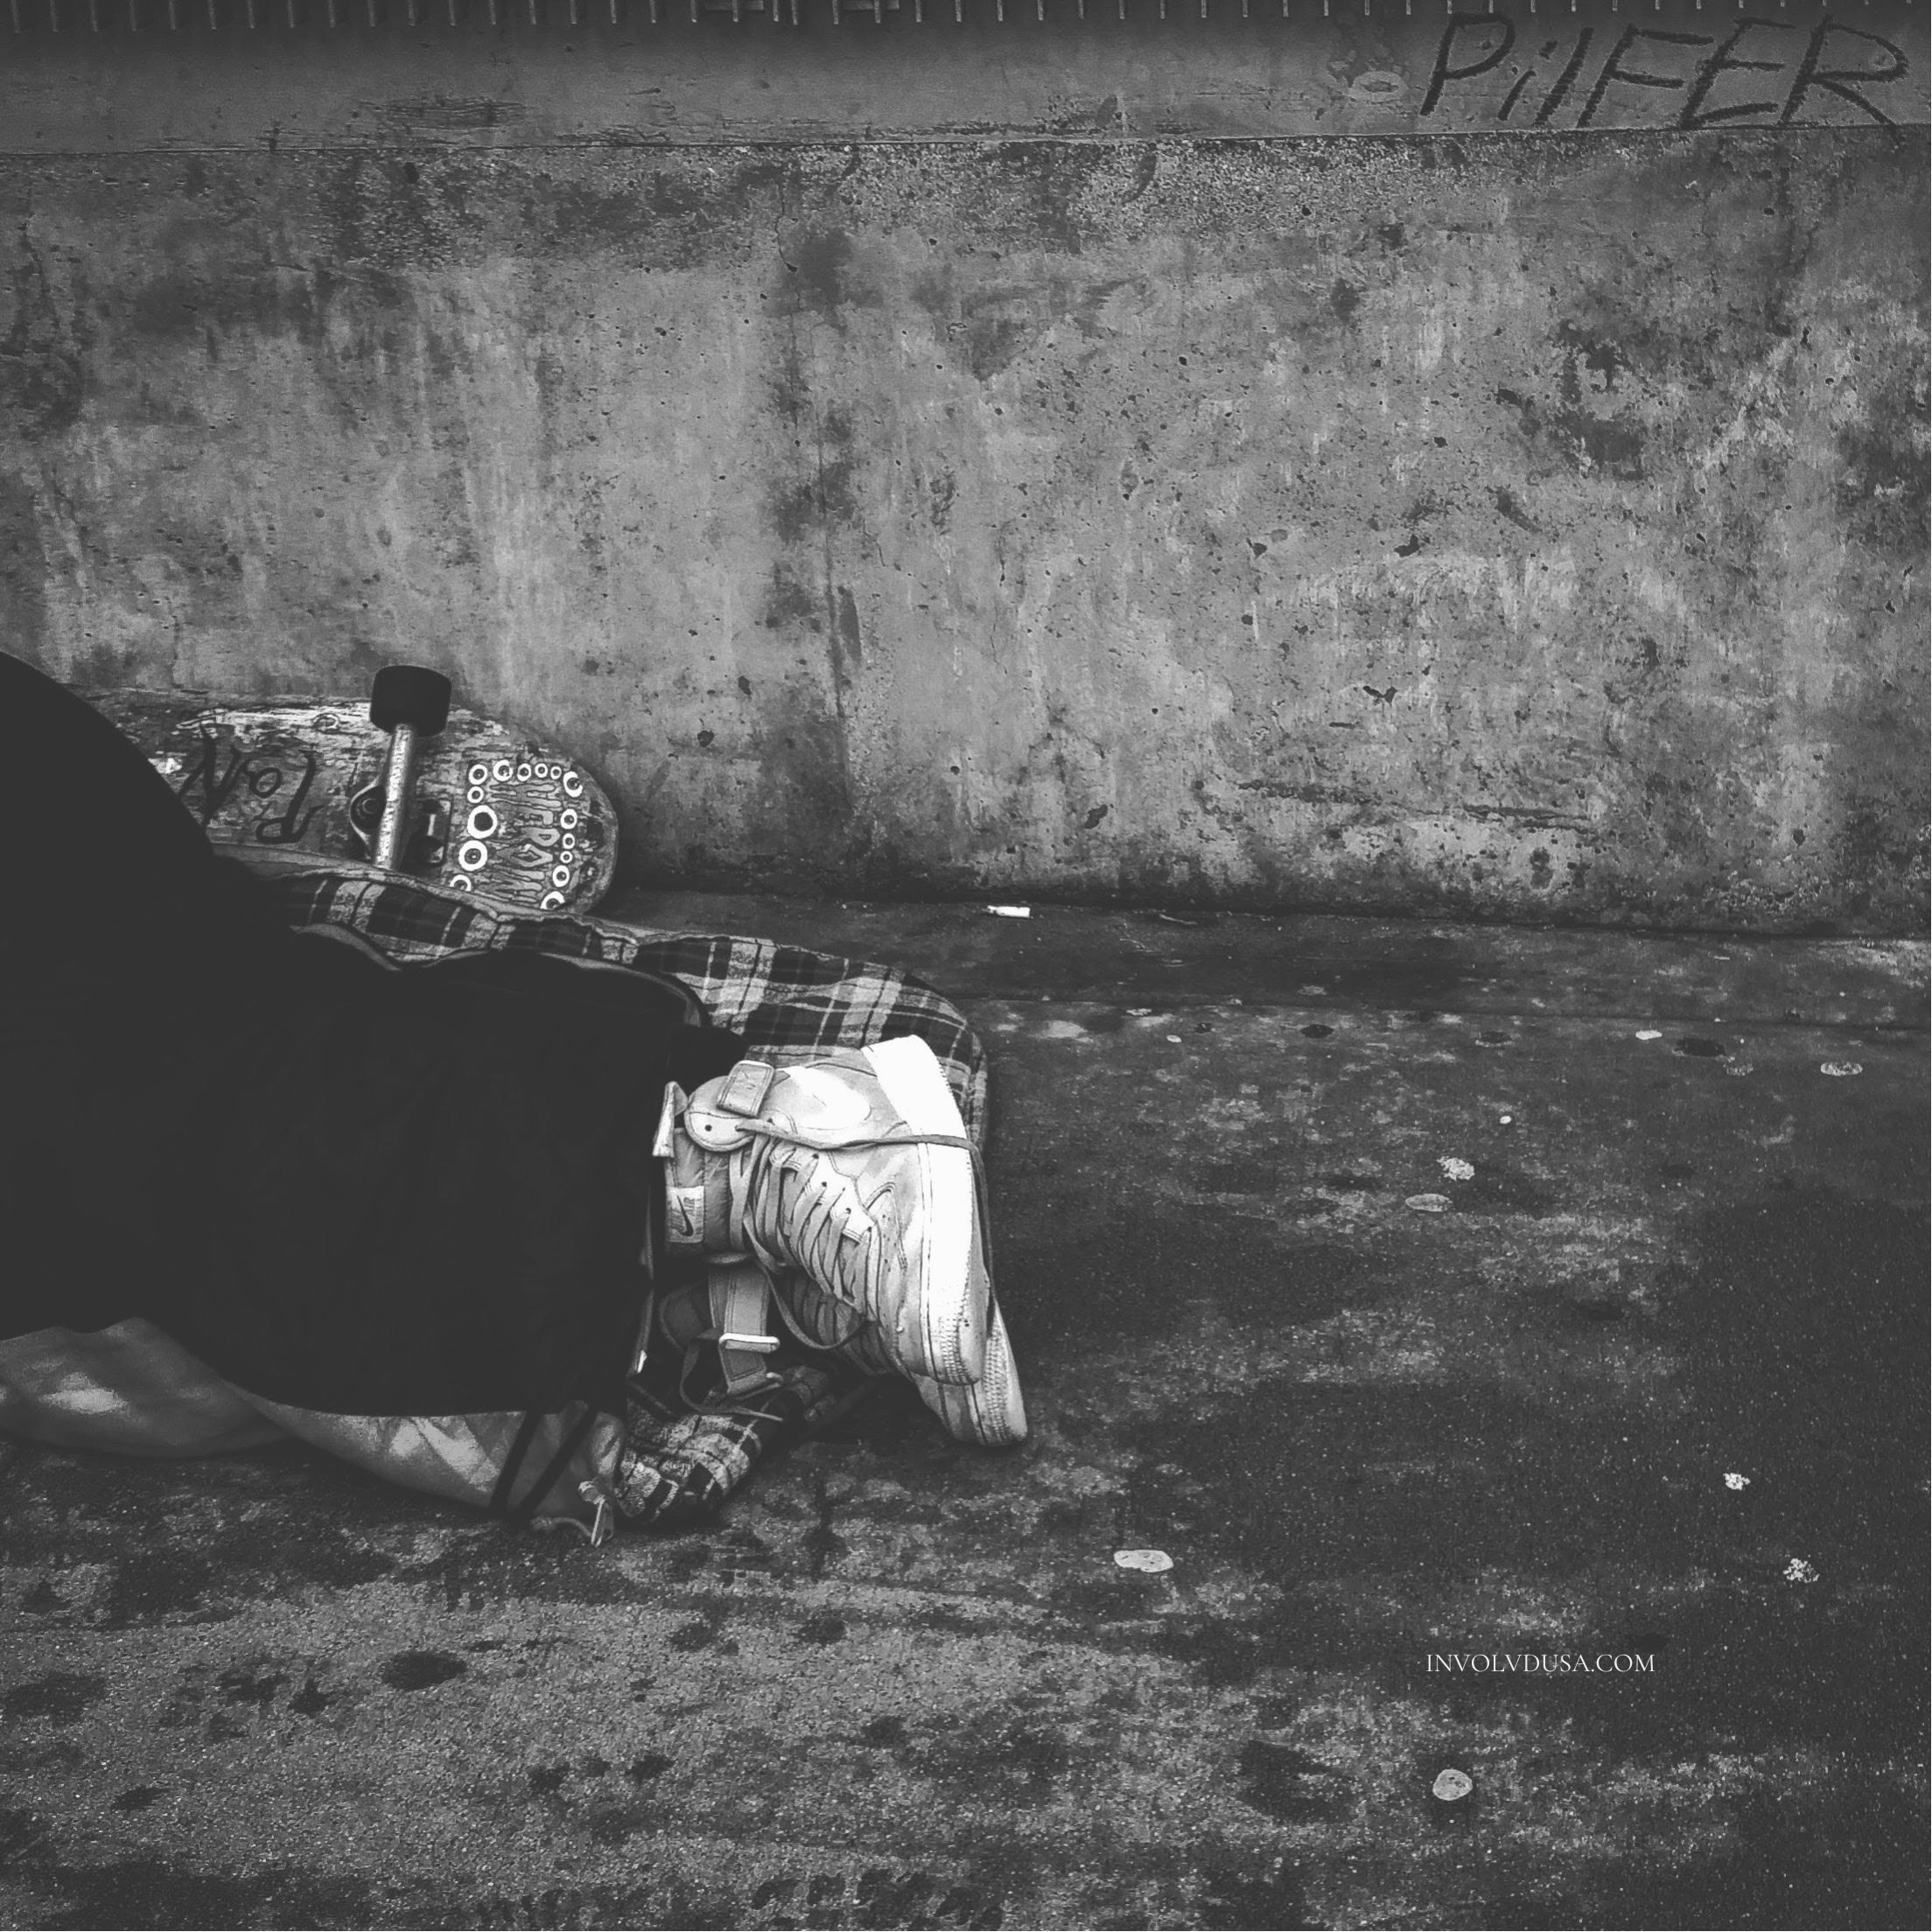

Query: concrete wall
3;15;1927;930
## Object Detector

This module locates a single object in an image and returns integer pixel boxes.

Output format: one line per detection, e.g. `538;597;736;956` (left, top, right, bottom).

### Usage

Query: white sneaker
910;1294;1027;1448
770;1268;1028;1450
658;1036;988;1387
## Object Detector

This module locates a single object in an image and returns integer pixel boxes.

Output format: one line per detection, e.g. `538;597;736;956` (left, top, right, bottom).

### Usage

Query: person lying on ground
0;651;1023;1532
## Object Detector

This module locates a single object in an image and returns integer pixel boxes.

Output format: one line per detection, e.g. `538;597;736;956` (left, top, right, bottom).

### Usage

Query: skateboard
94;668;619;916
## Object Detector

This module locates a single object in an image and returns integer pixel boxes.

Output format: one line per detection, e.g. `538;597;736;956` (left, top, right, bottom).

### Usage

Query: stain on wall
0;116;1925;928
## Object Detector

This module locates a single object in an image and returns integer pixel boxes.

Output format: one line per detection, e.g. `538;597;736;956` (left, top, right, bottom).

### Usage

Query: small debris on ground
986;904;1031;918
1405;1193;1453;1214
1820;1061;1863;1077
1114;1549;1174;1574
1783;1557;1819;1585
1635;1030;1662;1040
1499;1115;1514;1125
1166;1034;1184;1045
1438;1157;1475;1181
1432;1768;1474;1802
1724;1473;1751;1490
1724;1062;1754;1076
1127;1007;1154;1017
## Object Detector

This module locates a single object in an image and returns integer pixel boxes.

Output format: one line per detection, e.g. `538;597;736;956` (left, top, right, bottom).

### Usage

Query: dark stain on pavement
1311;948;1466;1008
3;1850;373;1930
853;1866;1004;1929
1143;1377;1711;1608
215;1666;286;1708
914;1713;1076;1811
1;1449;404;1630
1197;1854;1312;1931
1498;1771;1925;1930
0;1804;52;1867
1;1673;105;1727
1014;1203;1393;1349
1235;1740;1357;1822
1672;1189;1927;1550
1214;1240;1376;1325
1442;1162;1558;1216
99;1551;231;1631
379;1649;467;1692
289;1674;334;1718
1048;1572;1166;1626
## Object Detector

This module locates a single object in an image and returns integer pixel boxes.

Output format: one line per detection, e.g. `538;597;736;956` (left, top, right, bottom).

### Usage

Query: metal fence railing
8;0;1909;32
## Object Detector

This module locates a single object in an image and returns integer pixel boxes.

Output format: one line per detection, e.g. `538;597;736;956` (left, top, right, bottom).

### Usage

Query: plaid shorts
263;870;987;1140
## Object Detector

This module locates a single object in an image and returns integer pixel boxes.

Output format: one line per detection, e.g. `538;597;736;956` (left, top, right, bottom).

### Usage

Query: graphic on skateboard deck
94;686;619;916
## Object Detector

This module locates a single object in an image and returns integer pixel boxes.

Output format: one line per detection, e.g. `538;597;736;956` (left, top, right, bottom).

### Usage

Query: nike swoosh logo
672;1200;699;1240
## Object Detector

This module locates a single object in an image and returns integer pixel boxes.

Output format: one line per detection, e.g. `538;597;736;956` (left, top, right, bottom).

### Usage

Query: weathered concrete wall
1;37;1925;928
2;8;1924;146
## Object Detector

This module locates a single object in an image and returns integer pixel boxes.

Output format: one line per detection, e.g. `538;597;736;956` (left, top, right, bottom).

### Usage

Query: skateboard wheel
467;761;490;787
370;665;452;735
562;833;576;851
459;840;490;872
515;763;533;782
562;772;584;798
467;786;485;805
551;864;571;888
466;804;500;838
492;760;514;783
540;891;566;910
560;808;578;830
450;874;474;893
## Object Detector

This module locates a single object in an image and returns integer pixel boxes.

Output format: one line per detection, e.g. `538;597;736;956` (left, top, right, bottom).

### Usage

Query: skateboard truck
347;786;451;869
346;666;453;872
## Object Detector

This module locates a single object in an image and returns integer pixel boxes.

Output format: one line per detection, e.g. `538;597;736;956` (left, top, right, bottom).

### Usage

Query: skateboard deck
95;690;620;916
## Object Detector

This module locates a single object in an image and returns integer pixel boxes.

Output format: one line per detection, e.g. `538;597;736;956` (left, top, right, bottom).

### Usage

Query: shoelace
715;1114;994;1276
766;1265;894;1370
729;1136;886;1320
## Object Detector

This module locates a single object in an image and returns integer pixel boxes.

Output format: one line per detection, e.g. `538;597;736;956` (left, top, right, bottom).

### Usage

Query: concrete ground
1;896;1925;1931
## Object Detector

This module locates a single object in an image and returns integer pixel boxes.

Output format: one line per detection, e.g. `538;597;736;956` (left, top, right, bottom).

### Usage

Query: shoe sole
914;1293;1027;1447
863;1034;987;1386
